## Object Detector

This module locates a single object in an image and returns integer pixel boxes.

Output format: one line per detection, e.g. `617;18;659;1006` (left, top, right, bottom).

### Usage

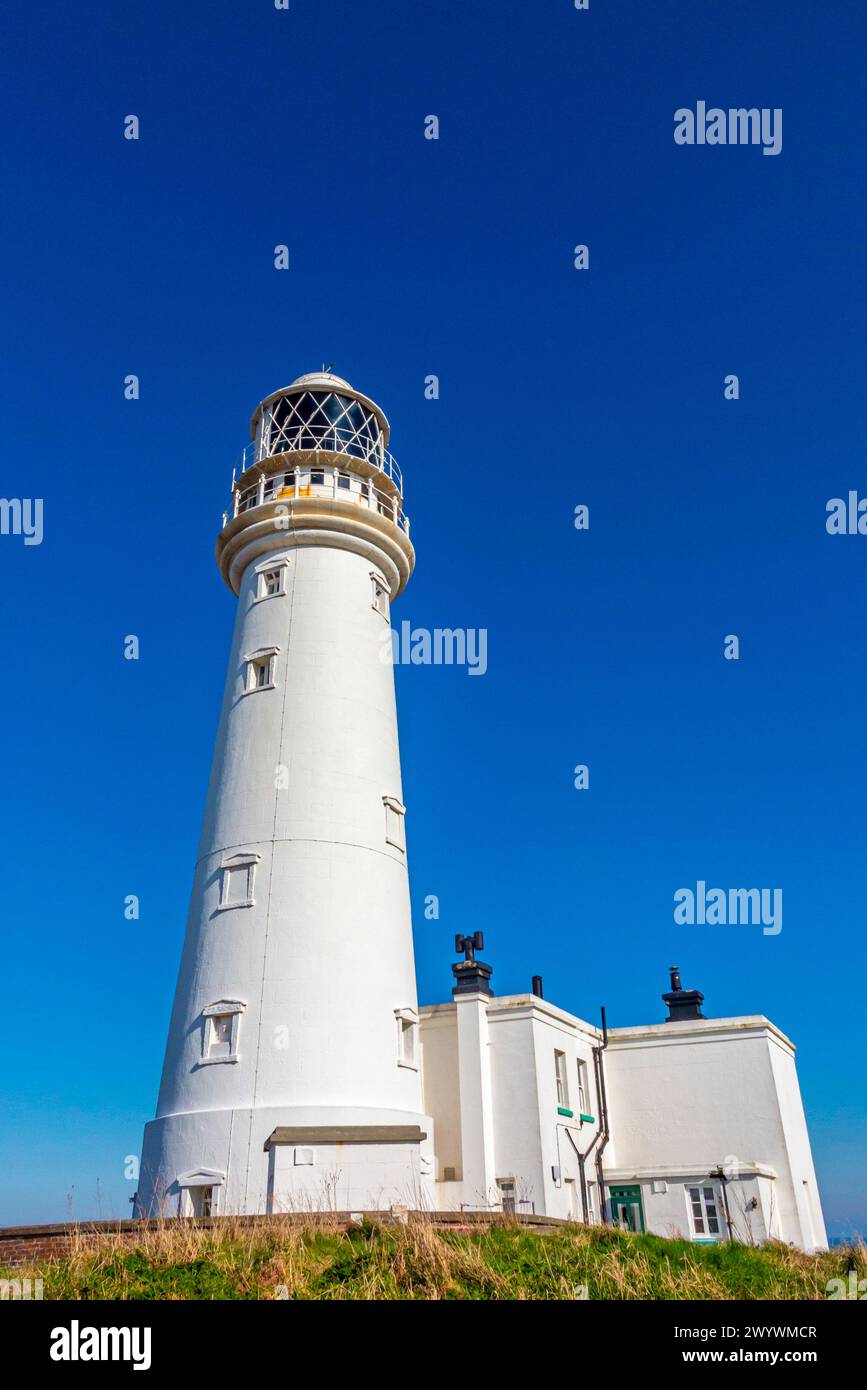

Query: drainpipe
561;1124;590;1222
594;1006;611;1224
710;1166;734;1240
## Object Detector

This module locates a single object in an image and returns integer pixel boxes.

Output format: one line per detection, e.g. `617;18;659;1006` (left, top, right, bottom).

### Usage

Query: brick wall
0;1211;570;1268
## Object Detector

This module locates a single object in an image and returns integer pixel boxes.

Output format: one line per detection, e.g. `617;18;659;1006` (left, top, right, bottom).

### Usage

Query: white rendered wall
419;1006;462;1183
486;1001;602;1220
139;541;430;1214
421;996;602;1218
603;1018;827;1250
420;996;826;1248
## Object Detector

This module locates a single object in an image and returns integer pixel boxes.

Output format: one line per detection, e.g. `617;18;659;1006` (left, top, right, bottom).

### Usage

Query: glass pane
323;393;348;424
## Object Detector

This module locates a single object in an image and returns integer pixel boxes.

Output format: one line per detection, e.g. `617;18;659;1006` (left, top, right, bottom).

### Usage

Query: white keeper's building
136;371;827;1252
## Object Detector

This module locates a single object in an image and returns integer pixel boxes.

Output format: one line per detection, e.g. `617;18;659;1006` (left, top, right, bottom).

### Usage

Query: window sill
557;1107;573;1118
215;900;255;913
397;1059;419;1071
252;591;286;604
198;1055;240;1066
240;683;276;697
579;1113;596;1124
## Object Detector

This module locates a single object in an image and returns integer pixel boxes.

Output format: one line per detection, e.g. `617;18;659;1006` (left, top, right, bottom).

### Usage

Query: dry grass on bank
3;1217;863;1301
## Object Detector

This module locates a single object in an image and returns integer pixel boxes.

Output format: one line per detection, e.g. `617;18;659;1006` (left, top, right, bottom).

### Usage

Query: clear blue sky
1;0;864;1238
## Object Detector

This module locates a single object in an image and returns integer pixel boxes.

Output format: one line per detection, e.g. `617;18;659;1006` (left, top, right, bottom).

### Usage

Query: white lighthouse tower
138;371;433;1217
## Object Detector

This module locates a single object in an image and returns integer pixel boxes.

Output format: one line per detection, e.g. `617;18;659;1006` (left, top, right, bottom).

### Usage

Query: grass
3;1219;863;1300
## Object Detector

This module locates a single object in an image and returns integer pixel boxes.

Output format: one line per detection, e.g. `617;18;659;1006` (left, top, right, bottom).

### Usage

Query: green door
609;1184;644;1232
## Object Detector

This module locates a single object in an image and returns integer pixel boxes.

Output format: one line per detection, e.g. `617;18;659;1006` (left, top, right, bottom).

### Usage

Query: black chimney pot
662;964;705;1022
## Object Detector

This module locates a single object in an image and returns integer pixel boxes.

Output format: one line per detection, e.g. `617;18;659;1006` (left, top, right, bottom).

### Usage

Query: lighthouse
137;371;434;1217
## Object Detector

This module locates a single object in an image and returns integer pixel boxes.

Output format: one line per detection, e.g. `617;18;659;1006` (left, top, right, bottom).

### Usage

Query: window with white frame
577;1059;590;1114
200;1000;245;1065
686;1184;722;1238
371;572;389;619
243;646;278;693
255;561;287;601
555;1050;569;1108
383;795;406;851
217;852;260;910
395;1007;419;1069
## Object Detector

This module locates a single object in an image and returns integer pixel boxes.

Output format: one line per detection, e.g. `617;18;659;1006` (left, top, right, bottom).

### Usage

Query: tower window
217;853;260;911
383;795;406;851
255;562;287;601
209;1013;233;1056
395;1007;419;1069
371;572;390;619
200;999;245;1064
243;647;279;693
686;1185;722;1238
555;1050;569;1108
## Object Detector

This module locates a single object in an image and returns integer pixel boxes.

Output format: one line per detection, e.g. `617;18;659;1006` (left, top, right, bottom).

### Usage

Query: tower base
137;1106;435;1218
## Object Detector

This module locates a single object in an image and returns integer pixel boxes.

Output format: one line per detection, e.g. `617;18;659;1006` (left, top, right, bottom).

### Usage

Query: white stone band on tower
137;372;433;1217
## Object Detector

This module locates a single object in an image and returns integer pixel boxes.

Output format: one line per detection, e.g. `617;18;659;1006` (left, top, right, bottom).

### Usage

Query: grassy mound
3;1219;862;1300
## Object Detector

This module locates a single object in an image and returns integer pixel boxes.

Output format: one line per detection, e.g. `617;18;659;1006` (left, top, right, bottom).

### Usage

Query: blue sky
1;0;865;1238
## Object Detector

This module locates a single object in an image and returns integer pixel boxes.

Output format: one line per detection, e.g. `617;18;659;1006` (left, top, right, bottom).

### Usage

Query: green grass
3;1219;862;1300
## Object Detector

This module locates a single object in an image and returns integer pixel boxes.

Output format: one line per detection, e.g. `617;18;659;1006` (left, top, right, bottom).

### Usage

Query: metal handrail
236;426;402;493
223;464;410;537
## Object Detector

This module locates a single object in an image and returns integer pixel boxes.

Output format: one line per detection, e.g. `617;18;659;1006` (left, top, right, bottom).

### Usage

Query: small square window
337;473;351;490
383;795;406;851
371;572;389;619
200;999;245;1064
217;854;259;910
243;647;278;693
208;1014;233;1057
256;566;285;600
